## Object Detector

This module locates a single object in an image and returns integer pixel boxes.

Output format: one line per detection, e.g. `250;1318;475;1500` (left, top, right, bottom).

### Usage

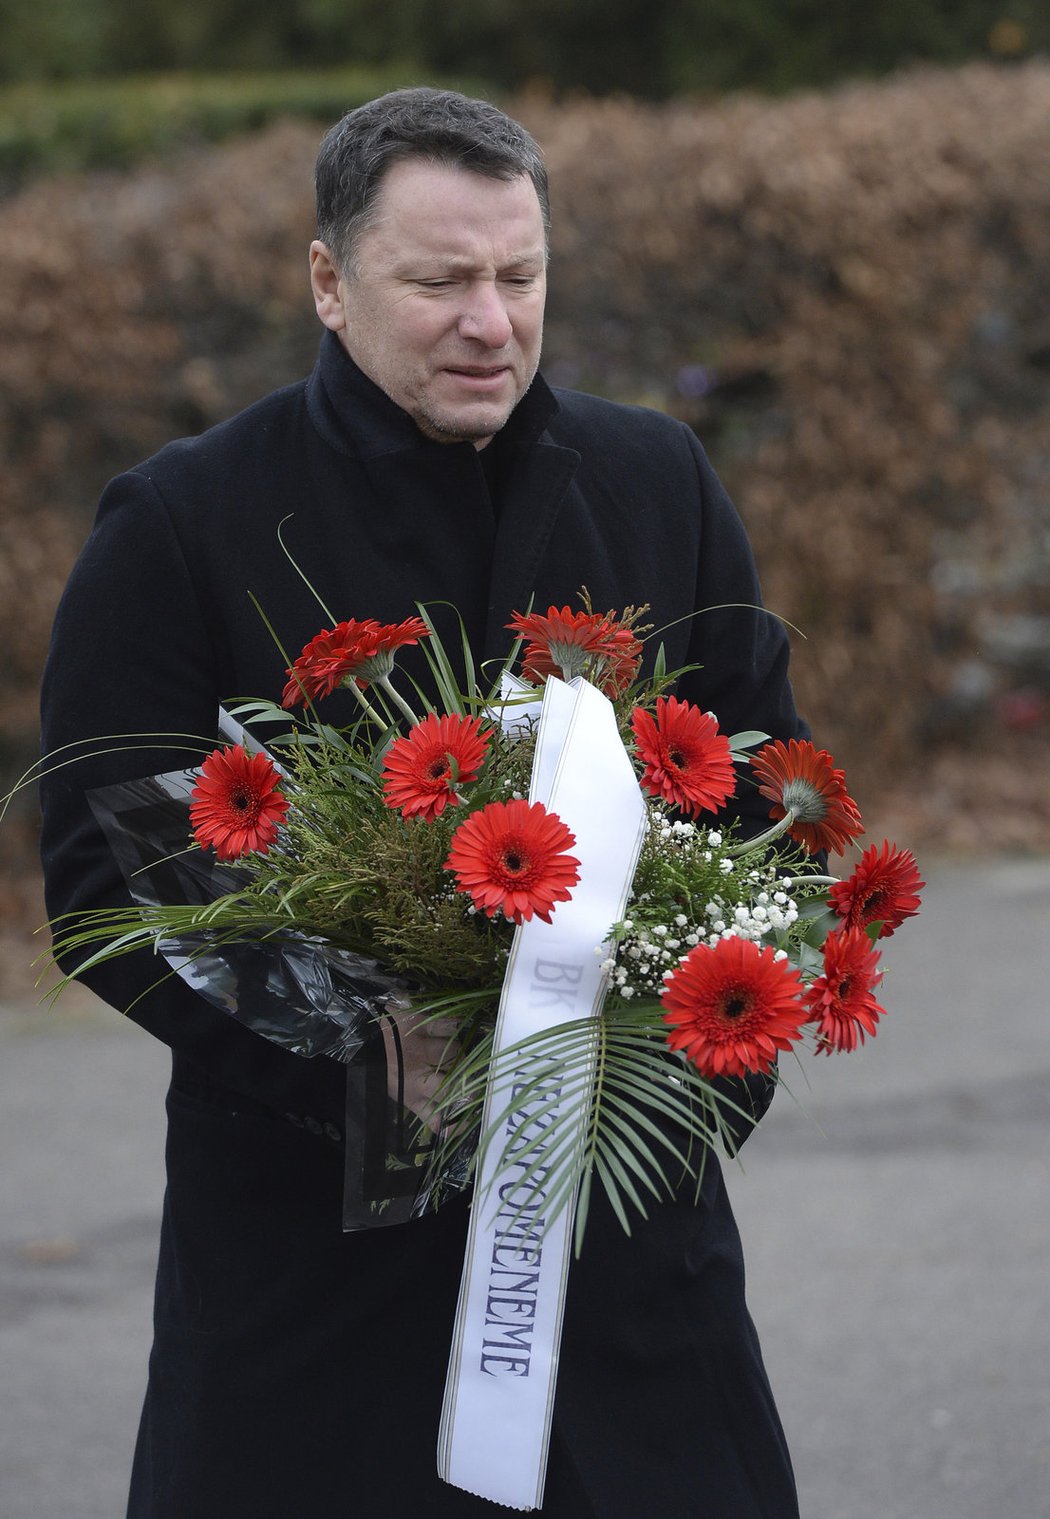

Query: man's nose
458;284;513;348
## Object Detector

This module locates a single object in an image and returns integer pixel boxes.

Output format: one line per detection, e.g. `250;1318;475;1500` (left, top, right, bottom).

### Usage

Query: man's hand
379;1002;460;1136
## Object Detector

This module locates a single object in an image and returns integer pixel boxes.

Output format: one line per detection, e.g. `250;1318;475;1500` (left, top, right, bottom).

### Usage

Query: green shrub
2;0;1045;102
0;66;490;183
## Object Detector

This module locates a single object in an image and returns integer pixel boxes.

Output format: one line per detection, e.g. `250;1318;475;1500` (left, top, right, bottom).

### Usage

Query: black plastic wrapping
85;716;475;1229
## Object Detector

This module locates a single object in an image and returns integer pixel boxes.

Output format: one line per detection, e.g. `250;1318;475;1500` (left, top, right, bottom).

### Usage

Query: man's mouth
442;366;511;390
445;365;509;377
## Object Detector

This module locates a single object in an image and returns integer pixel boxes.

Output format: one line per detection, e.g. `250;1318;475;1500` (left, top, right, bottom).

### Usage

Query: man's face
311;159;547;448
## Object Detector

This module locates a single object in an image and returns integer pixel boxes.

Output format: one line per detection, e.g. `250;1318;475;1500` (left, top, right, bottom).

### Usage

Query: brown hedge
2;61;1049;917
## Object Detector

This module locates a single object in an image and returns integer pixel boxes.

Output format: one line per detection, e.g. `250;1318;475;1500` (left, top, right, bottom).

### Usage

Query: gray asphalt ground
2;856;1048;1519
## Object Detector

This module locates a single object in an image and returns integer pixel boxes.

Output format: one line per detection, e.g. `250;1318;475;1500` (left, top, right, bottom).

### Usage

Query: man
41;89;802;1517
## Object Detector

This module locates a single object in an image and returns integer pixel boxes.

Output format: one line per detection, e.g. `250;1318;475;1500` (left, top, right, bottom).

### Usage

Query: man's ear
309;241;347;332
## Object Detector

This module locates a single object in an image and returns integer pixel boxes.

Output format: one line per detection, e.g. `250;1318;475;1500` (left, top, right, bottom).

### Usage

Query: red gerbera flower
281;616;429;708
444;799;580;925
631;696;736;818
189;744;288;861
750;738;864;855
381;712;493;822
804;926;886;1054
282;619;379;707
508;606;642;697
829;840;924;938
661;936;807;1079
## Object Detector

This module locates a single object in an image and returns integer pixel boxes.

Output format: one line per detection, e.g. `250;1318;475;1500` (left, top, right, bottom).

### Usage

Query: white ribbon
437;677;647;1510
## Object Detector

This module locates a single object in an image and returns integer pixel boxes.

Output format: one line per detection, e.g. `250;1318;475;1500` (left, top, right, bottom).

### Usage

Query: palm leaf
443;997;752;1249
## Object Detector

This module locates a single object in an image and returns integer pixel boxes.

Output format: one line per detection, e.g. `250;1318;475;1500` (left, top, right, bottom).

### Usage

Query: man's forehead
393;246;546;272
371;160;542;226
359;161;547;268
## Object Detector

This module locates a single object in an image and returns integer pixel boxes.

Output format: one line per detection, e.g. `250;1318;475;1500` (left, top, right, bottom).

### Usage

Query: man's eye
418;279;455;290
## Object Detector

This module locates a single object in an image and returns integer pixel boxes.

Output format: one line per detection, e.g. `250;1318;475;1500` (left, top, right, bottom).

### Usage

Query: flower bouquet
41;594;922;1243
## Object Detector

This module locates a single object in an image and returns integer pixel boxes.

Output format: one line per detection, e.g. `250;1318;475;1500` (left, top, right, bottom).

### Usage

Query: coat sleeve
39;470;348;1134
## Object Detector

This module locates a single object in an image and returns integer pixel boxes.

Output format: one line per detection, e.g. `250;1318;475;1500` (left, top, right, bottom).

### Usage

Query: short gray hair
315;87;550;274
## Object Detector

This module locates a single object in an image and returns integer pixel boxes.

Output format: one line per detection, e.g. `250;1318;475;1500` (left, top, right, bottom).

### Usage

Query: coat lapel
483;439;580;661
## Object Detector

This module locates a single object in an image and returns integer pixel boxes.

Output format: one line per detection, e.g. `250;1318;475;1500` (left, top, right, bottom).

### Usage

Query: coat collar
304;331;582;667
305;329;562;458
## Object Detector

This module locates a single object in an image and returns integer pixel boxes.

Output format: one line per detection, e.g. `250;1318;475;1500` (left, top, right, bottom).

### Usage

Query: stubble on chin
409;383;522;445
412;405;512;445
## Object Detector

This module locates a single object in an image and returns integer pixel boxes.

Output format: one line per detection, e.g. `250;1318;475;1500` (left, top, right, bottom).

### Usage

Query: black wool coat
40;332;802;1519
